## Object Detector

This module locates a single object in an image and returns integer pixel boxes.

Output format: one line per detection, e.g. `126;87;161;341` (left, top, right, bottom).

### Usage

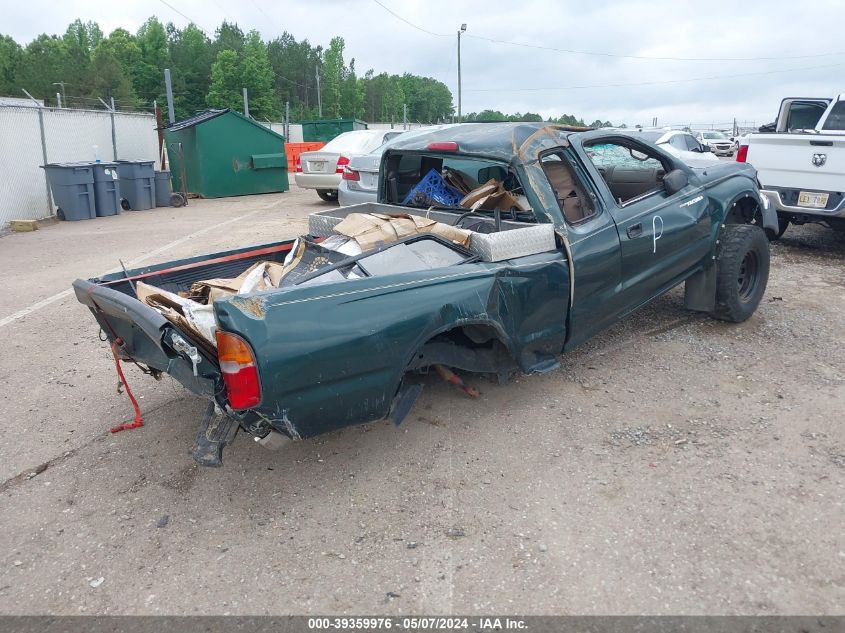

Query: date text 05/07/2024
307;617;527;630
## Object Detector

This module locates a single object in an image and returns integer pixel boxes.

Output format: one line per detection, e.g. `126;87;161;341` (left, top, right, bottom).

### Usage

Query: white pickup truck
738;95;845;237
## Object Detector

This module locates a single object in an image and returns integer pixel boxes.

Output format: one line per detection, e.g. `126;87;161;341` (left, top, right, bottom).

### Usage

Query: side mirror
629;148;650;161
700;144;712;153
663;169;689;195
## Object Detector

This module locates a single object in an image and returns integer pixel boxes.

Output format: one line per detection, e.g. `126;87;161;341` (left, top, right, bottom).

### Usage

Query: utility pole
315;65;322;118
285;101;290;140
457;23;467;121
403;103;407;130
56;93;62;108
163;69;175;124
243;87;249;118
154;100;165;167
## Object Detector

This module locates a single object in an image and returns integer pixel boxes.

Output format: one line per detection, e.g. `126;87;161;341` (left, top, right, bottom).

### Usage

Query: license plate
309;161;325;172
360;172;377;189
797;191;829;208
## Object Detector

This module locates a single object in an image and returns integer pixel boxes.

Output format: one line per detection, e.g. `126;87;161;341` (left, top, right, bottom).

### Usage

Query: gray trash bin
91;162;121;217
154;170;172;207
116;160;156;210
41;162;96;221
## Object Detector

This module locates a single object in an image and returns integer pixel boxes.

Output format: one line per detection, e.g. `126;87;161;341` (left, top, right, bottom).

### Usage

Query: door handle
627;223;643;238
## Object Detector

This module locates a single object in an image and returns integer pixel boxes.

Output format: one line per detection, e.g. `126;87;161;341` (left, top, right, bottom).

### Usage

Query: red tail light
216;331;261;410
336;155;350;173
295;156;303;172
736;144;748;163
342;166;360;181
427;141;459;152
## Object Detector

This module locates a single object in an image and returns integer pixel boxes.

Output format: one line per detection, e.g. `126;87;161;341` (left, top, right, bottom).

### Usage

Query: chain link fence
0;105;160;228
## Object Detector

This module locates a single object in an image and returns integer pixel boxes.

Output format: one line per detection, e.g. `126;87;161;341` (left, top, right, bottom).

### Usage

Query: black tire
316;189;338;202
56;208;65;221
713;224;770;323
169;192;186;207
120;198;131;210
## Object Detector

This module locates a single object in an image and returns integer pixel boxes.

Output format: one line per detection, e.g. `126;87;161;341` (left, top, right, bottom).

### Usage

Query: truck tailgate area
750;133;845;192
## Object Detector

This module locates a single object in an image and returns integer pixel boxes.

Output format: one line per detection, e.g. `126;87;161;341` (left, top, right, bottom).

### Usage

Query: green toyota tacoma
74;123;776;465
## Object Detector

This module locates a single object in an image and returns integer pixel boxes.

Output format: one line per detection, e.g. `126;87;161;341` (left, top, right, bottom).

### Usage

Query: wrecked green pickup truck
74;123;776;466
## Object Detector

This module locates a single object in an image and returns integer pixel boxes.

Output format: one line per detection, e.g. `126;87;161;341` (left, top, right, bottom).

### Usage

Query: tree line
462;110;615;128
0;17;613;127
0;17;454;123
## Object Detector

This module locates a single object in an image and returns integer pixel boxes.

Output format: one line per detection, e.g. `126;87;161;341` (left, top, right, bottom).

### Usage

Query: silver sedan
295;129;402;202
338;126;454;206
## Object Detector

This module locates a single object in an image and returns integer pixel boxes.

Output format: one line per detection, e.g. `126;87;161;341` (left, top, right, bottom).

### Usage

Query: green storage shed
300;119;368;143
164;109;289;198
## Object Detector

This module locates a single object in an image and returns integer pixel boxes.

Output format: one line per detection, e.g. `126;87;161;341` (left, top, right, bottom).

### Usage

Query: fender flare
723;189;778;234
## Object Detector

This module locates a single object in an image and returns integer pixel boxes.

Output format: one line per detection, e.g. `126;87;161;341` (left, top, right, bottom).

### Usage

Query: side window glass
540;153;596;225
821;101;845;130
684;135;700;151
670;135;687;150
584;141;668;205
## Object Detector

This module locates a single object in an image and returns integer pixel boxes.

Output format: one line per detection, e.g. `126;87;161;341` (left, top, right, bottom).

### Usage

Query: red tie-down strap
109;337;144;433
434;364;480;398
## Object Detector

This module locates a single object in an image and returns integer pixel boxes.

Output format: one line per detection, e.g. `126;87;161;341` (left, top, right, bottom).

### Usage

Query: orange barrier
285;142;326;169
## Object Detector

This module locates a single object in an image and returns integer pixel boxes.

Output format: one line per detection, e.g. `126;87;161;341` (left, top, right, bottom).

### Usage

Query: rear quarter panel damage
214;254;570;438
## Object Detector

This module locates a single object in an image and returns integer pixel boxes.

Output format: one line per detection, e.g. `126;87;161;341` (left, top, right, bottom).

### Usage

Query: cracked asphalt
0;186;843;614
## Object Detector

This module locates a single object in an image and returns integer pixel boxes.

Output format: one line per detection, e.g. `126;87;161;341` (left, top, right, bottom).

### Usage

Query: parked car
294;129;403;201
694;130;735;157
616;129;720;167
338;126;454;206
74;123;776;465
738;94;845;237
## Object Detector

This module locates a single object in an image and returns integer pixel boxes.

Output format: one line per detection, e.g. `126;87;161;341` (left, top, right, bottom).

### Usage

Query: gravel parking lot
0;185;842;615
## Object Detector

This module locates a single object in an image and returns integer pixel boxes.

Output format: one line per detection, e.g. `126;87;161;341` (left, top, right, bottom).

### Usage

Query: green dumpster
164;109;289;199
300;119;368;143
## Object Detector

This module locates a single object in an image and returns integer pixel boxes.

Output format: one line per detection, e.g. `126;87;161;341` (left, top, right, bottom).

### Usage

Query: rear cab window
381;151;536;224
786;101;828;131
540;152;596;224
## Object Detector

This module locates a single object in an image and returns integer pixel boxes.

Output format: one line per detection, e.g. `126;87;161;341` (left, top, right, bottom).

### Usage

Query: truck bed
91;239;297;299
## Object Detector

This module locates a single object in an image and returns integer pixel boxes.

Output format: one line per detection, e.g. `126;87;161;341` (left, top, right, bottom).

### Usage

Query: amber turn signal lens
216;331;255;365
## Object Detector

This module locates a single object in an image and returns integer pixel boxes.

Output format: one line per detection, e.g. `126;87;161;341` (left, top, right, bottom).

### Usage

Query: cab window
821;101;845;130
584;141;669;205
540;153;595;224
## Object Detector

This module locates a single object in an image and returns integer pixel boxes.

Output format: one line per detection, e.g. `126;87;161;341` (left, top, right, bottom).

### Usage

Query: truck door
580;139;711;309
538;151;623;350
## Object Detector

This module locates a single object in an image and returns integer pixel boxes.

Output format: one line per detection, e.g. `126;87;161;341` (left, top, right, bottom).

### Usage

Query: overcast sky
5;0;844;126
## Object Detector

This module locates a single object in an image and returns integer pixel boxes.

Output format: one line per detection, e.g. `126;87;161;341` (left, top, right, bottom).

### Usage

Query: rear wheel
713;225;770;323
317;189;338;202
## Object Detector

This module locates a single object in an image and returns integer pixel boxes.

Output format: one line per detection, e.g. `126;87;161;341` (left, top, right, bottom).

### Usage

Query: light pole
457;23;466;122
